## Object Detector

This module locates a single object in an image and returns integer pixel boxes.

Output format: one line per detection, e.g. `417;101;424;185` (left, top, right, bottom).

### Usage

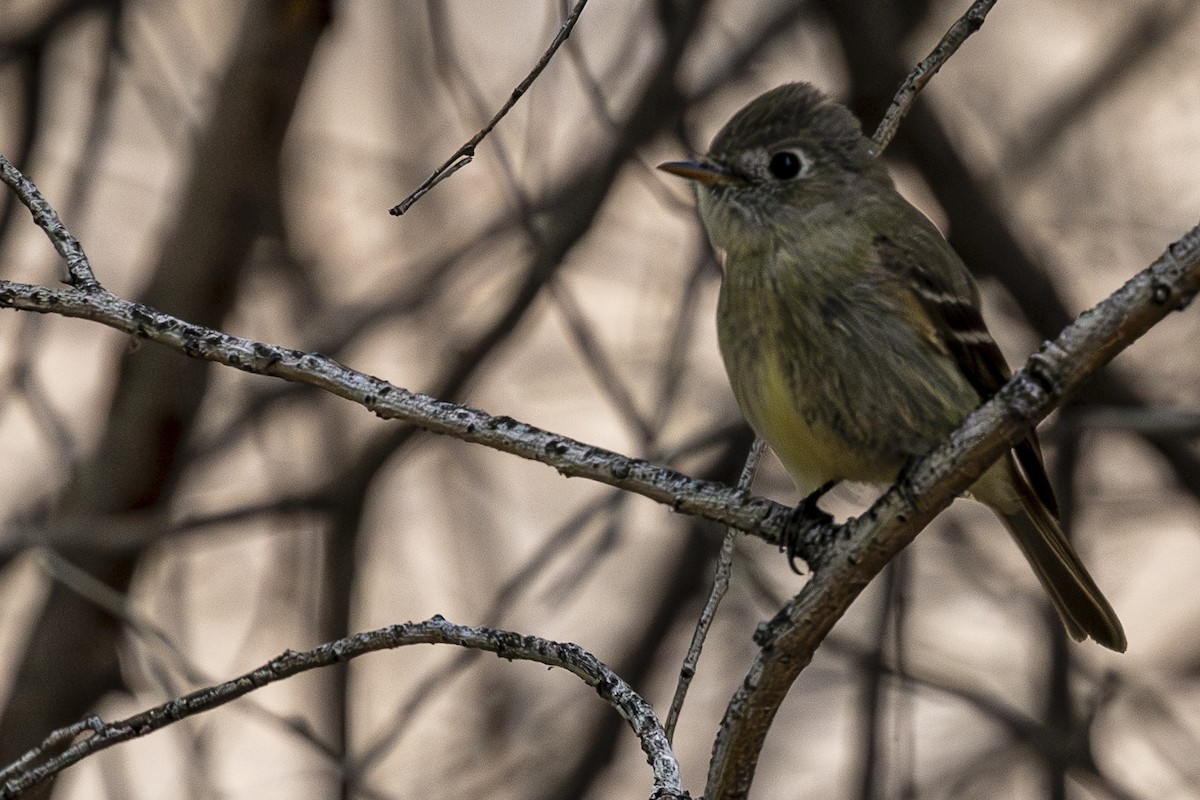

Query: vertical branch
665;438;766;743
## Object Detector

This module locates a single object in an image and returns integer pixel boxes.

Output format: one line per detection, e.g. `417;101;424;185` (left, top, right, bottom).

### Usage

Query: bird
658;82;1126;651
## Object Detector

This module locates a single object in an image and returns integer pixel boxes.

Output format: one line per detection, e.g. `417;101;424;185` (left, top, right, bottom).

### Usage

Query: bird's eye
768;150;804;180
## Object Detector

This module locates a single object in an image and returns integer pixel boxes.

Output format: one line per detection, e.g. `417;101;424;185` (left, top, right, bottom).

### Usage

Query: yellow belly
745;356;895;496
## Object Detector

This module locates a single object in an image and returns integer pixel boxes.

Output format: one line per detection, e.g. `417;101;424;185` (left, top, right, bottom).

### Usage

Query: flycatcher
659;82;1125;651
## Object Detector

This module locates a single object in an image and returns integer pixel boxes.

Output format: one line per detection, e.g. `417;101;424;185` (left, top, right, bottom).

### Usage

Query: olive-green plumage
660;83;1125;651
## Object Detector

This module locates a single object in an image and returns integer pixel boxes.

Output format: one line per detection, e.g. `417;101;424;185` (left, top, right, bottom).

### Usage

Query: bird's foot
782;481;835;574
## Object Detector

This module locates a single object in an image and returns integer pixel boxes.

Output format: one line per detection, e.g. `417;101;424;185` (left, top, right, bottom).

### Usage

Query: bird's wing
873;228;1060;516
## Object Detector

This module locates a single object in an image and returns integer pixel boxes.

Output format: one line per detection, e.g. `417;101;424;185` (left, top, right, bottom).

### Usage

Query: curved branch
0;617;688;799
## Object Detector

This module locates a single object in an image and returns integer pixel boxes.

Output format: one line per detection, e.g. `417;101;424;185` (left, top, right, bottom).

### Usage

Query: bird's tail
975;457;1127;652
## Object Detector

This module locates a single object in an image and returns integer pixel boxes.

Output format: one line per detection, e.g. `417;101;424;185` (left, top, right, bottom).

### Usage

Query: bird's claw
782;481;835;574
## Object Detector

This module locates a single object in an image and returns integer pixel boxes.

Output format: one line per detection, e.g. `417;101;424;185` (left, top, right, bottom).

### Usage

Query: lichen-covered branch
0;617;688;799
0;271;792;538
870;0;998;153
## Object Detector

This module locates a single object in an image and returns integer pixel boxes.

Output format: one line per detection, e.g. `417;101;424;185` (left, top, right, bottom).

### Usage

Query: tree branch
870;0;997;152
0;155;97;290
0;270;793;537
389;0;591;215
0;617;688;799
665;438;766;743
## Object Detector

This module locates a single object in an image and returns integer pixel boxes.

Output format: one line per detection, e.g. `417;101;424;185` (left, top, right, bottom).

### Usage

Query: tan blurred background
1;1;1199;798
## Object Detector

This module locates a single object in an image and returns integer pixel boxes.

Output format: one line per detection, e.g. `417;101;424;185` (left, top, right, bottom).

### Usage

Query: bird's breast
716;273;900;495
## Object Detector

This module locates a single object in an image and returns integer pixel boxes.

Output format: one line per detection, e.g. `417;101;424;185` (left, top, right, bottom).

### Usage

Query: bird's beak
657;159;740;186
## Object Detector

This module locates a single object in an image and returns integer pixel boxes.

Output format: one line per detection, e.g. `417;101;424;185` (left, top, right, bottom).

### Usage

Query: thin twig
0;154;98;289
665;439;765;743
0;617;688;800
389;0;590;216
870;0;998;153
